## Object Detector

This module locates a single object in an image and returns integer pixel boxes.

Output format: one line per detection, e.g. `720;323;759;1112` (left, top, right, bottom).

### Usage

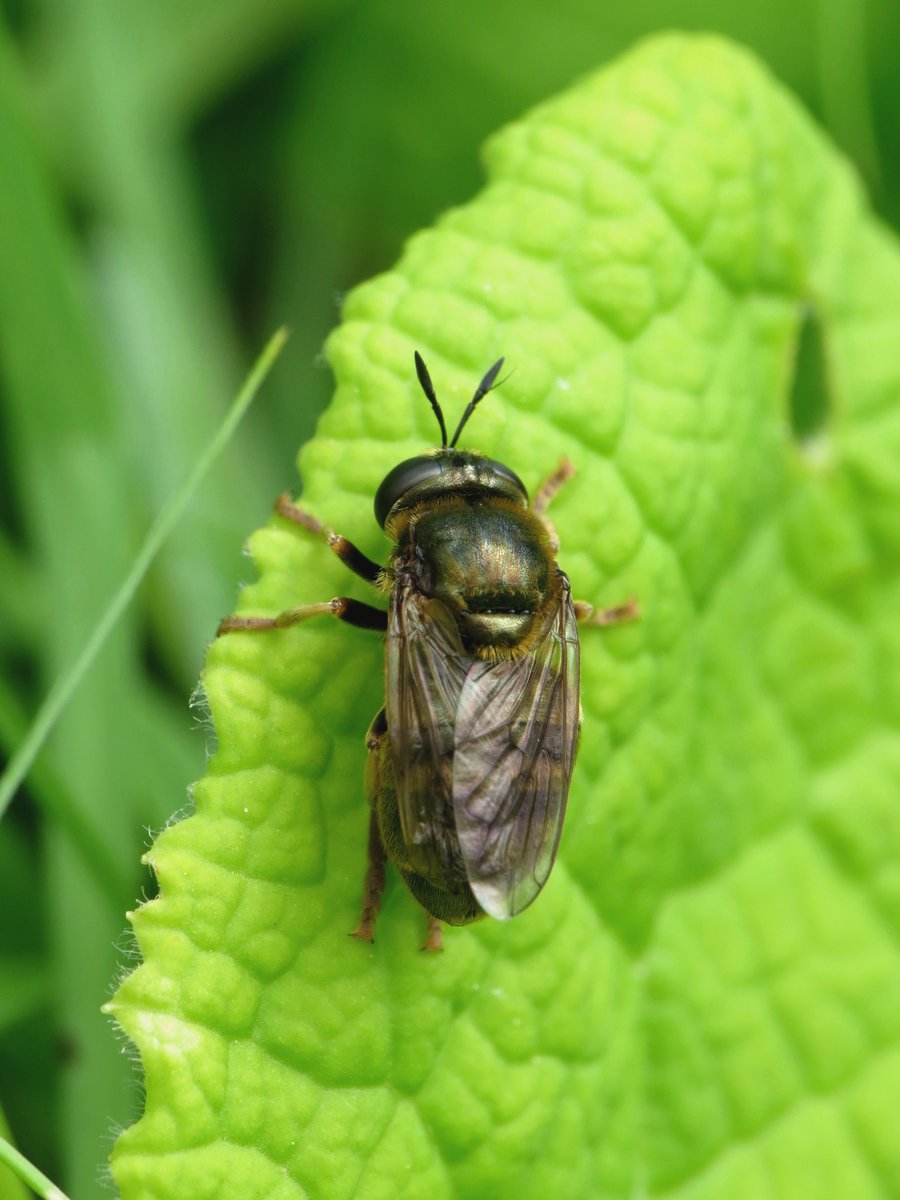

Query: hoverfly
218;354;637;950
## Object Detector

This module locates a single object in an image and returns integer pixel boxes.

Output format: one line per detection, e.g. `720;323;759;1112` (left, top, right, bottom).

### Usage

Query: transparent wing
452;572;580;918
385;579;470;886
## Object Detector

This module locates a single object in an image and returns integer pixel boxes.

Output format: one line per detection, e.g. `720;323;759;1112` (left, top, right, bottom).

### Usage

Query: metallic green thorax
402;500;552;650
380;448;550;652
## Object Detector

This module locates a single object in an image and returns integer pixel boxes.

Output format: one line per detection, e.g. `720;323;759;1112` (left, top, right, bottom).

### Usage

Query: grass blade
0;327;288;820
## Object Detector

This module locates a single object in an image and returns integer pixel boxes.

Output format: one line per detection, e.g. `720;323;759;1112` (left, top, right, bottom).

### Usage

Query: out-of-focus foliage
0;3;896;1198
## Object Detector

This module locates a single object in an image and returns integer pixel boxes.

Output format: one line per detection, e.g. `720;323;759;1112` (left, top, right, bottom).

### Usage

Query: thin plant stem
0;327;289;819
0;1133;70;1200
0;677;128;903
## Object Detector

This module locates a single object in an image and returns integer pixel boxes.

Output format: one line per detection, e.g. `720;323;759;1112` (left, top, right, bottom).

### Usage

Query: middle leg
217;596;387;636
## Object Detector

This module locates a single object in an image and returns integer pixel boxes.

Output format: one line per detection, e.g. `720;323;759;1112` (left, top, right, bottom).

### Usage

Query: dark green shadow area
790;303;831;442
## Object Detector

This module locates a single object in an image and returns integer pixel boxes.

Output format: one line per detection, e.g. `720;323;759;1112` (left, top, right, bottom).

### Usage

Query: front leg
275;493;382;586
531;458;576;551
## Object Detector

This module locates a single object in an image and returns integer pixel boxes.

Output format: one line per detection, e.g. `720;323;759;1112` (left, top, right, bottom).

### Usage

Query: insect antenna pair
414;351;505;449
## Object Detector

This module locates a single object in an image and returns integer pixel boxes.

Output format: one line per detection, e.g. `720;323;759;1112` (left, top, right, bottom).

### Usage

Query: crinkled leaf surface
109;34;900;1200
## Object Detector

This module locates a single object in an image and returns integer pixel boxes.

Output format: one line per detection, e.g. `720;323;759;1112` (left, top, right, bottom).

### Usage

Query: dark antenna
414;351;448;448
449;357;505;448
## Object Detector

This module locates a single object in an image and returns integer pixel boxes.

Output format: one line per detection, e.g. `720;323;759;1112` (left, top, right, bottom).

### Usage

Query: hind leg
349;810;388;944
574;597;640;627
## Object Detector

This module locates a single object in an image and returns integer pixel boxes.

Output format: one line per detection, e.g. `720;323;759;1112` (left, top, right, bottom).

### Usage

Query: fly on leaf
218;354;637;950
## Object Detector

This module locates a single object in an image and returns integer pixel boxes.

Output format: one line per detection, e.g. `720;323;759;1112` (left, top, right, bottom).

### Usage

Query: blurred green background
0;1;896;1196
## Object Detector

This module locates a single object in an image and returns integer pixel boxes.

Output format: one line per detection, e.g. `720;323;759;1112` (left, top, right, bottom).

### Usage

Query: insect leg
532;457;576;514
217;597;387;636
349;810;387;943
574;597;640;626
421;917;444;953
275;492;382;585
531;458;576;550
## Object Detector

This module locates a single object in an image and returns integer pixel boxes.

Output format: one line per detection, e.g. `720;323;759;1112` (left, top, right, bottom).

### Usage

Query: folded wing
386;579;470;886
452;572;580;918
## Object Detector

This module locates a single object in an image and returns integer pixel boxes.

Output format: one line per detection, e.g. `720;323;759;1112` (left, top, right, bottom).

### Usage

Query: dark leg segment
350;810;388;943
217;596;387;637
275;493;382;585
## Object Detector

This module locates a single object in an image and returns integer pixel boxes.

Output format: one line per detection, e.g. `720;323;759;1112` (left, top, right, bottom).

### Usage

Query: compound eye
374;456;443;527
486;459;528;501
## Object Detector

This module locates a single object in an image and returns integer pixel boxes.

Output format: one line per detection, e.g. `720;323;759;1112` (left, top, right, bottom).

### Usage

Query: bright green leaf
109;34;900;1200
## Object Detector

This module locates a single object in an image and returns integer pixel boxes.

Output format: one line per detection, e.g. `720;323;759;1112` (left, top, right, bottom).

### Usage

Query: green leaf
108;33;900;1200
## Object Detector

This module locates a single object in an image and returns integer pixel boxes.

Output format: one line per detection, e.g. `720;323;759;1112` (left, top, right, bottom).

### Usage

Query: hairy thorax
397;497;554;652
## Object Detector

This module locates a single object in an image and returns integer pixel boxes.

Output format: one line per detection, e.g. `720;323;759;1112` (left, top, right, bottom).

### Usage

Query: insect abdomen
365;709;485;926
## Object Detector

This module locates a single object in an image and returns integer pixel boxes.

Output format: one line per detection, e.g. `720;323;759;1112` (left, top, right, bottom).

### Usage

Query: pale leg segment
421;917;444;953
574;597;640;627
350;811;388;943
531;457;576;551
